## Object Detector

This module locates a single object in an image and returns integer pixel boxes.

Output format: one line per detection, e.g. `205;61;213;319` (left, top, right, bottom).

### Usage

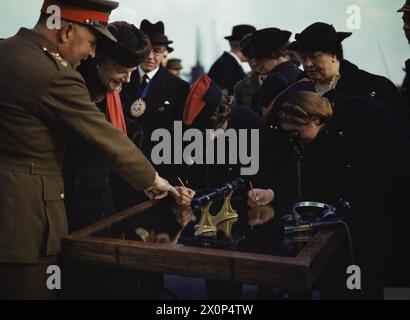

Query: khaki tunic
0;28;156;263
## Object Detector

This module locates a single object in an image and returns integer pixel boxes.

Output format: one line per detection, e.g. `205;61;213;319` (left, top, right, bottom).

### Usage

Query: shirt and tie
138;66;160;95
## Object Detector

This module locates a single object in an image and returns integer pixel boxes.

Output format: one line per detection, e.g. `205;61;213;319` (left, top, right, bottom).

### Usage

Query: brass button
60;192;65;200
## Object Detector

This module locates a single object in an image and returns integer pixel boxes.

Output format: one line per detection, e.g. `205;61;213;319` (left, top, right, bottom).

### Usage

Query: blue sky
1;0;409;85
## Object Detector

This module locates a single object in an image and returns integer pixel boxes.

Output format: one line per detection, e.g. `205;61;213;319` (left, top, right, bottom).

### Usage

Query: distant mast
190;27;205;83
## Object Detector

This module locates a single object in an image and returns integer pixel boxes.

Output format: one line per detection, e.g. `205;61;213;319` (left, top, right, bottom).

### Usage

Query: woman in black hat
64;22;192;231
288;22;404;121
240;27;309;116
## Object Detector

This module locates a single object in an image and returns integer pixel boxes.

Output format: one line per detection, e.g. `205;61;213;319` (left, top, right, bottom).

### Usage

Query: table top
62;197;345;292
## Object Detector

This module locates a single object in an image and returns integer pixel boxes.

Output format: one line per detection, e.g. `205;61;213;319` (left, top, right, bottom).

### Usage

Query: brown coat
0;28;156;263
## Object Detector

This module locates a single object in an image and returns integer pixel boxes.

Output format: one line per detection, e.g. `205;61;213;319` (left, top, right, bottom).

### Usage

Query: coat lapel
144;66;168;116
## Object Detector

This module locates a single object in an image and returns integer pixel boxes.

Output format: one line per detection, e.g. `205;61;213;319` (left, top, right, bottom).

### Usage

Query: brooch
130;98;146;118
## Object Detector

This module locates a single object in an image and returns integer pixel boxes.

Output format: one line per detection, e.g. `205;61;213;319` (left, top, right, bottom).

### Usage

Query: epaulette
41;45;69;70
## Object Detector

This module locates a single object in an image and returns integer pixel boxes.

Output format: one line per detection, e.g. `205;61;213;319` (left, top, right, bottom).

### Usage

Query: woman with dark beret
259;83;410;299
183;75;274;204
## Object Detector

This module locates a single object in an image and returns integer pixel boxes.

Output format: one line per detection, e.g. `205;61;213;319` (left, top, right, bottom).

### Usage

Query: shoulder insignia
41;45;69;69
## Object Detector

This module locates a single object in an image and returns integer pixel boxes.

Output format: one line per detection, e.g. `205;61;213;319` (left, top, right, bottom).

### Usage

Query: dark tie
140;74;149;94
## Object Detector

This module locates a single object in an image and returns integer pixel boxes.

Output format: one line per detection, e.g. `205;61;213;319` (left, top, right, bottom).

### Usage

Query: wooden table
61;199;345;294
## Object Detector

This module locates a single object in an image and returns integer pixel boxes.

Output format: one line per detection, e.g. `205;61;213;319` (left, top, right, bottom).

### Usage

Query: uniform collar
16;28;58;53
272;60;295;73
226;50;242;66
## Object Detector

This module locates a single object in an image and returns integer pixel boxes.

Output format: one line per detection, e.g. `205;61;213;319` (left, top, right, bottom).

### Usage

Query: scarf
106;91;127;134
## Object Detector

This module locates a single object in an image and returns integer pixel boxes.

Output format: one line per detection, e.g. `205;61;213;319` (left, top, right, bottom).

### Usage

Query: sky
1;0;409;85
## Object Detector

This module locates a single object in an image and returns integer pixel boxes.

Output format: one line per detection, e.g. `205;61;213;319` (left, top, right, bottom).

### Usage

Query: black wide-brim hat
140;19;173;45
167;45;174;53
41;0;119;43
398;0;410;12
241;28;292;59
225;24;256;41
288;22;352;52
98;21;150;68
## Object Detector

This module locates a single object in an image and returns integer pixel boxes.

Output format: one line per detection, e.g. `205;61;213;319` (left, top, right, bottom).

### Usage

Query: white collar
226;50;242;66
138;65;160;81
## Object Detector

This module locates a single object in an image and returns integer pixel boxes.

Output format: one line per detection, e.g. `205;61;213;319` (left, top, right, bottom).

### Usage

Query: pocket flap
41;175;65;201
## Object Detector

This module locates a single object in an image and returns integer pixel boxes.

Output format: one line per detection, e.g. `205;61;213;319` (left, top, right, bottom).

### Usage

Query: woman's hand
247;188;275;207
171;186;196;207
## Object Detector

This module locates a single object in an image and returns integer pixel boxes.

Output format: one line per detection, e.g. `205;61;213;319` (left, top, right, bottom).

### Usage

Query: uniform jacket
301;90;410;296
0;28;156;263
208;52;246;95
234;73;261;110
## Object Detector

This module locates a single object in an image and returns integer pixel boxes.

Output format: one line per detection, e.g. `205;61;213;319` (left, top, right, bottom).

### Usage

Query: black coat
208;52;246;95
401;59;410;105
121;66;190;157
301;90;410;297
400;59;410;135
337;59;406;124
64;61;116;232
113;66;190;210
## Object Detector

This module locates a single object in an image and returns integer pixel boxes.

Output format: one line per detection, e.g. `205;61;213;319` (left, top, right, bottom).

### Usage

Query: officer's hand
144;173;173;200
172;186;196;207
247;189;275;207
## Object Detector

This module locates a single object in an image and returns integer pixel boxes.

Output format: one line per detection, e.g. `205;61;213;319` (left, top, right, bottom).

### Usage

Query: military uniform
0;28;156;264
208;52;246;96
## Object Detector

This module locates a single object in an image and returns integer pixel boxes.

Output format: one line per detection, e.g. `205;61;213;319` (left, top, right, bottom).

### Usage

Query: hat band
41;0;110;26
